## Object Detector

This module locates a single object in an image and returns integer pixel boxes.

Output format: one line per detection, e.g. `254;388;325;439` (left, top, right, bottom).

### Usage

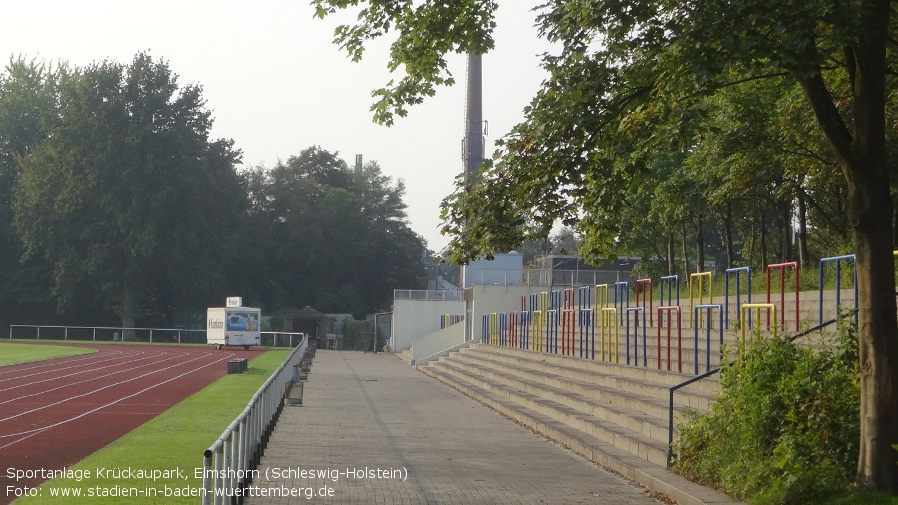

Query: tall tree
0;57;59;322
241;146;426;315
314;0;898;492
13;53;244;333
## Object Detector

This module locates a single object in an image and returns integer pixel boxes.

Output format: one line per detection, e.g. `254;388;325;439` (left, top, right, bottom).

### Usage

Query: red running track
0;342;263;503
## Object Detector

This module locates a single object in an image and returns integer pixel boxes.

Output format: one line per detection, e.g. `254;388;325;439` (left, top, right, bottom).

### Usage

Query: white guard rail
201;335;308;504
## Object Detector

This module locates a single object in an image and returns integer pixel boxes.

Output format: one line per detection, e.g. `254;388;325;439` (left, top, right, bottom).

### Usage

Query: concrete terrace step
419;365;743;505
445;349;713;418
466;343;721;397
497;335;730;368
394;348;413;365
418;344;728;480
424;344;723;459
428;358;673;444
423;361;670;466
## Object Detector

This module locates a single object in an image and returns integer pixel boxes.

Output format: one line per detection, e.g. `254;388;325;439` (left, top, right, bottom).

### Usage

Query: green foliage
236;146;427;315
12;53;244;326
318;0;898;492
0;56;428;327
341;317;376;351
675;318;861;504
312;0;498;125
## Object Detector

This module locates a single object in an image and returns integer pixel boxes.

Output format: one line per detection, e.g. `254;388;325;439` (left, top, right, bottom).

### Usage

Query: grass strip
14;348;292;505
0;341;96;366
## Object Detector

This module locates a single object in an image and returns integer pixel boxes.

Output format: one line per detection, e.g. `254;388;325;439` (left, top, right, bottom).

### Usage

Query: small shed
284;306;333;348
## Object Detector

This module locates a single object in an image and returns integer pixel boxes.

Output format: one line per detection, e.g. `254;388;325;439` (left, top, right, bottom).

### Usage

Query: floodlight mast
460;53;484;292
459;52;484;343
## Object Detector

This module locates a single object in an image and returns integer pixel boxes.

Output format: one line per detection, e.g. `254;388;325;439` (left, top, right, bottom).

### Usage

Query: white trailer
207;306;261;350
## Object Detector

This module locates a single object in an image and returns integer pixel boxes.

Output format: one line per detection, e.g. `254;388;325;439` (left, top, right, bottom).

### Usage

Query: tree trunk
667;234;676;276
796;0;898;488
723;203;735;270
850;171;898;492
760;210;768;270
694;217;705;273
797;190;810;268
681;223;690;276
781;200;793;263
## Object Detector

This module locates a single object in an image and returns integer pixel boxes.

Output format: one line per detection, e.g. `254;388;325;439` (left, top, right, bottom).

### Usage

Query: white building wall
392;298;465;352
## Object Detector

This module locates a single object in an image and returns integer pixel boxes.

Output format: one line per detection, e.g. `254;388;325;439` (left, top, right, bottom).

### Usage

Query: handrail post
766;262;799;331
818;255;857;325
688;272;713;328
693;305;723;374
625;307;646;367
657;307;682;372
635;279;653;325
724;267;751;328
614;282;629;325
578;308;595;359
741;303;777;343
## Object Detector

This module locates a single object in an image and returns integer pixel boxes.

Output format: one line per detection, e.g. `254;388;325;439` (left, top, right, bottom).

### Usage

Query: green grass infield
0;341;96;366
13;347;292;504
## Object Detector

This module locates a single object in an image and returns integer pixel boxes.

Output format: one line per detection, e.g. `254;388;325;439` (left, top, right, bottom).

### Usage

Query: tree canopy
315;0;898;494
12;53;245;332
0;53;428;329
240;146;426;317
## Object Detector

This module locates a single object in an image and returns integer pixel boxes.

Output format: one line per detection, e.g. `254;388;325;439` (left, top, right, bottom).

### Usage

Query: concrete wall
469;284;545;342
392;298;465;352
410;322;466;364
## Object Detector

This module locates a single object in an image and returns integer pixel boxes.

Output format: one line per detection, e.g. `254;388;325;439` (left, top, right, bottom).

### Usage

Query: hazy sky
2;1;552;252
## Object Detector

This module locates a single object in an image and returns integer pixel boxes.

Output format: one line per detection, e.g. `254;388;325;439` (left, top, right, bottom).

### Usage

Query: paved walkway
246;350;664;505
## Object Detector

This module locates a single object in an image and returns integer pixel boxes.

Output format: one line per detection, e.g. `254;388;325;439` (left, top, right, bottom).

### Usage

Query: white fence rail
393;289;464;301
8;324;205;343
8;325;304;347
201;335;308;504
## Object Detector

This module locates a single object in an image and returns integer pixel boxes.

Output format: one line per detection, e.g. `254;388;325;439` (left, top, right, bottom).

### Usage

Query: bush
674;316;860;504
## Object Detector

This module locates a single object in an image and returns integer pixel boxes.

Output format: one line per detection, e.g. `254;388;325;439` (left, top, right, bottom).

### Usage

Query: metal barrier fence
578;308;595;359
8;325;304;348
472;258;869;377
393;290;463;301
741;304;777;342
260;332;306;348
9;324;206;343
201;335;308;504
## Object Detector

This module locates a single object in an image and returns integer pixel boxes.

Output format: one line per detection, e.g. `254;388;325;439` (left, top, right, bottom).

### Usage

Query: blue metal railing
818;254;857;324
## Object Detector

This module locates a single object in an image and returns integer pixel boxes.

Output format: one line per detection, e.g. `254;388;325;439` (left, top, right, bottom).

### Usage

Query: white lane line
0;350;160;383
0;352;223;425
0;349;130;377
0;352;238;450
0;354;208;405
0;352;179;393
